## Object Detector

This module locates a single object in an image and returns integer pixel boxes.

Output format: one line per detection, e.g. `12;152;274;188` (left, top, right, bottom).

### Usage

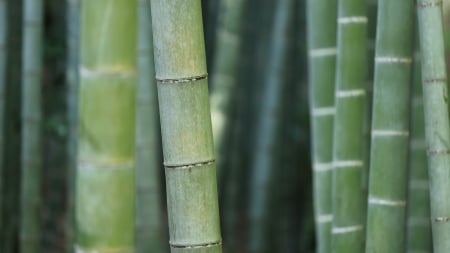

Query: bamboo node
316;214;333;223
164;159;215;170
80;66;136;79
417;0;443;8
371;130;409;137
336;89;366;98
375;56;413;64
368;196;406;207
313;162;333;172
74;245;134;253
333;160;364;168
338;16;368;25
156;74;208;84
409;180;429;190
432;217;450;222
309;47;337;58
423;77;447;84
170;240;222;249
312;107;335;117
426;148;450;155
408;217;431;227
332;225;364;234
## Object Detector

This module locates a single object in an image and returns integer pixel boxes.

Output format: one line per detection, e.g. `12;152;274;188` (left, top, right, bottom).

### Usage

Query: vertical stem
306;0;337;251
365;0;414;252
76;0;137;252
20;0;43;252
135;0;165;252
417;1;450;252
150;1;223;252
406;41;433;253
0;0;7;236
332;0;368;252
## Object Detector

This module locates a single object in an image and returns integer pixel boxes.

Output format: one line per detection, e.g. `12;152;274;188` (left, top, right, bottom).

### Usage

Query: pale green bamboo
20;0;43;251
365;1;414;252
150;1;222;252
306;0;337;251
66;0;79;252
76;0;137;252
0;0;7;235
417;1;450;252
406;47;432;253
332;0;368;252
248;0;294;252
135;0;164;252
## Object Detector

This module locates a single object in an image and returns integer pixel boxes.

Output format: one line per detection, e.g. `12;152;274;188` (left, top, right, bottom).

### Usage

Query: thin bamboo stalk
76;0;137;252
365;1;414;252
331;0;368;251
0;0;7;236
66;0;79;252
150;1;223;252
417;0;450;252
135;0;164;252
306;0;337;251
247;0;294;252
406;44;432;253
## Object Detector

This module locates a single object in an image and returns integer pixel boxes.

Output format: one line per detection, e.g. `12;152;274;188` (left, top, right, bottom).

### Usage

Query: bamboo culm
406;43;432;253
247;0;294;252
417;1;450;252
76;0;137;252
0;0;7;235
150;1;223;252
135;0;165;252
365;0;414;252
332;0;368;252
20;0;43;252
306;0;337;251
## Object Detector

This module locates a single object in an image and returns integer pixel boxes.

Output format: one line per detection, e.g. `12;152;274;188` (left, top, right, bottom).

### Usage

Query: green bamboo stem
406;46;432;253
135;0;164;252
247;0;294;252
306;0;337;251
365;1;414;252
20;0;43;251
150;1;223;252
331;0;368;252
76;0;137;252
417;1;450;252
66;0;79;252
0;0;7;235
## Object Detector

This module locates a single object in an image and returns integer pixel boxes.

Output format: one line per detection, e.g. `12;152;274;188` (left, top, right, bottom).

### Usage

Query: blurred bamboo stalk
150;1;223;252
76;0;137;252
331;0;368;251
406;42;432;253
306;0;337;251
0;0;7;238
365;0;414;252
417;0;450;252
135;0;165;252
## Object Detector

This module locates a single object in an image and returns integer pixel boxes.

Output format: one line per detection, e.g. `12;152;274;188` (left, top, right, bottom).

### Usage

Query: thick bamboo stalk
20;0;43;252
417;1;450;252
135;0;164;252
150;1;223;252
76;0;137;252
332;0;368;252
406;45;432;253
365;1;414;252
0;0;7;235
66;0;79;252
306;0;337;251
247;0;294;252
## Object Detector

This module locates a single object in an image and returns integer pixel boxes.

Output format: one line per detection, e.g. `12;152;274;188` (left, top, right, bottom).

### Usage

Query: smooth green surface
0;0;7;237
417;1;450;253
306;0;337;252
150;1;223;252
135;0;164;252
365;1;414;253
76;0;137;252
332;0;368;252
20;0;43;252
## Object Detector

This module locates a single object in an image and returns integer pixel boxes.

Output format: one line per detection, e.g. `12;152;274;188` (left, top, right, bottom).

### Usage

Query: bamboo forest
2;0;450;253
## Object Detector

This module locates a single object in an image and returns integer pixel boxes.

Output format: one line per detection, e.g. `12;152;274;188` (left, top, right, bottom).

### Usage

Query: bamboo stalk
306;0;337;251
76;0;137;252
135;0;165;252
365;1;414;252
331;0;368;252
417;0;450;252
150;1;223;252
0;0;7;236
406;44;433;253
20;0;43;251
66;0;79;252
